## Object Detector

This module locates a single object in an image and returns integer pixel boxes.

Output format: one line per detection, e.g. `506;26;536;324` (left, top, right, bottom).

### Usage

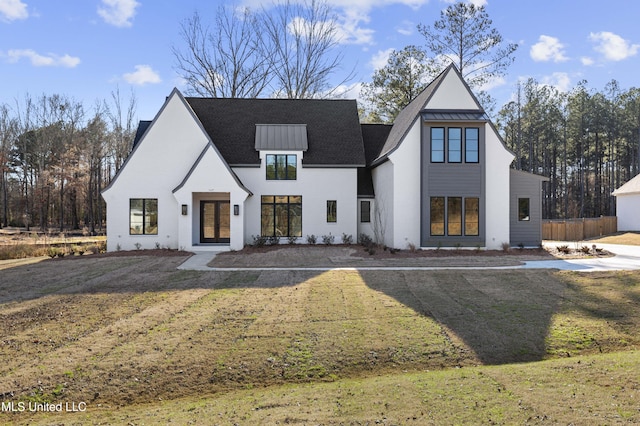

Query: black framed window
447;197;462;236
130;198;158;235
448;128;462;163
327;200;337;222
518;198;530;221
430;197;445;236
431;126;480;163
464;198;479;236
430;196;480;237
431;127;445;163
266;154;297;180
465;128;479;163
360;201;371;223
261;195;302;237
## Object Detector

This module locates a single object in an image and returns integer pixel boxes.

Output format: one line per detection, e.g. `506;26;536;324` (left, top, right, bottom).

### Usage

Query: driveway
178;243;640;272
528;242;640;272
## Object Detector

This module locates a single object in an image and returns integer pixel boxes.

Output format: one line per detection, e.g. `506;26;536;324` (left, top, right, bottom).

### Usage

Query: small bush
287;235;298;245
341;233;353;245
322;233;335;245
517;242;525;250
359;233;373;248
557;244;571;254
306;234;317;244
580;245;591;254
407;242;417;252
155;242;161;249
266;235;279;246
134;242;142;250
252;235;267;247
367;247;376;255
501;242;510;252
47;247;59;258
454;242;462;250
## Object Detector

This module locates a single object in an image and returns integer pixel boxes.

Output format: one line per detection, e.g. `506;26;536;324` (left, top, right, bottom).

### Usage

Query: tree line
496;79;640;220
0;90;136;232
1;0;637;231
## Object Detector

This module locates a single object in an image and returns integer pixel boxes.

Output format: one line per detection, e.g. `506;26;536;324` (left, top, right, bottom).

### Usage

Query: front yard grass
1;255;639;424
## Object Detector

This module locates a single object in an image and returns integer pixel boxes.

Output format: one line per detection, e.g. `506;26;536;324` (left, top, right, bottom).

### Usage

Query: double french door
200;201;230;243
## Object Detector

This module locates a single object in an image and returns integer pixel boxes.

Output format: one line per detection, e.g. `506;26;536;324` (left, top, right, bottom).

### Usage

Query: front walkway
177;243;640;272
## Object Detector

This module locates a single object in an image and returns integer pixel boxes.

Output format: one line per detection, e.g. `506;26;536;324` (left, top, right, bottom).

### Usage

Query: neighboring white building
613;173;640;231
102;64;546;252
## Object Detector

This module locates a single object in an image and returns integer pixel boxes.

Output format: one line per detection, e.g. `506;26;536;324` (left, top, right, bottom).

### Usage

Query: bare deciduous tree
173;6;272;98
261;0;351;98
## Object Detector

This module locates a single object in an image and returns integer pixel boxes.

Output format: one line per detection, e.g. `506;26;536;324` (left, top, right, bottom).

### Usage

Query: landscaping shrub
321;233;335;245
359;233;373;248
252;235;267;247
341;233;353;245
306;234;317;244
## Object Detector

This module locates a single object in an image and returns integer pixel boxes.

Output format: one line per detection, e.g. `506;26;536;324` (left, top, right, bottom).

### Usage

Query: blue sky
1;0;640;121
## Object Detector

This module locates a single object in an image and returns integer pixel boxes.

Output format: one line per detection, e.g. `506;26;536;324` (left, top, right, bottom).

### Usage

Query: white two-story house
102;64;546;252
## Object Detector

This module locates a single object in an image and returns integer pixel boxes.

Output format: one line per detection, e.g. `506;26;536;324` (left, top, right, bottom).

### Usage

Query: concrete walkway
178;243;640;272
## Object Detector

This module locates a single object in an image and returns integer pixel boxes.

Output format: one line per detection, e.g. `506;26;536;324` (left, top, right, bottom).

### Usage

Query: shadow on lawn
0;254;636;367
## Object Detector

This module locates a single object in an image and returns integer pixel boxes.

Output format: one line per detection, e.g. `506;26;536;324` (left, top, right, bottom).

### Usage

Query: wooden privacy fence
542;216;617;241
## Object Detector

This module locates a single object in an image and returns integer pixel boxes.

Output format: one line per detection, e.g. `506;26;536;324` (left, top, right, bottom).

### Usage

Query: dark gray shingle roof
185;97;365;167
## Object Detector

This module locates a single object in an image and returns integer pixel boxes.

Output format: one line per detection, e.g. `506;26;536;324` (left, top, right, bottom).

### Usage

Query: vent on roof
255;124;308;151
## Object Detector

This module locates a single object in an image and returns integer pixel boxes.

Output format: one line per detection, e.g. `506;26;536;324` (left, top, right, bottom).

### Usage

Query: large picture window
261;195;302;237
130;198;158;235
266;154;297;180
430;196;479;237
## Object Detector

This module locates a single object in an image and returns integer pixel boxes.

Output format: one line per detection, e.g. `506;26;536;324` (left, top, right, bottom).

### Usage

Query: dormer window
266;154;297;180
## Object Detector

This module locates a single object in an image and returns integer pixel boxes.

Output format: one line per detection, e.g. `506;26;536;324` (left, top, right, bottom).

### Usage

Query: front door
200;201;230;243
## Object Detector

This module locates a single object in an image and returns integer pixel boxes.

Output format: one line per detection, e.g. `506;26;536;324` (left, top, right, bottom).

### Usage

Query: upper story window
430;126;480;164
448;128;462;163
431;128;445;163
465;128;479;163
266;154;297;180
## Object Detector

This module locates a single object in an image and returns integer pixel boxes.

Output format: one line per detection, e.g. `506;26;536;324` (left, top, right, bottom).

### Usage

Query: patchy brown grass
588;231;640;246
0;255;639;424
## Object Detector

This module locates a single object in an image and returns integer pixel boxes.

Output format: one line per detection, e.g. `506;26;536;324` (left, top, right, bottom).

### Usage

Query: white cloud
589;31;639;61
581;56;594;66
541;72;571;93
396;20;414;36
530;35;568;62
369;48;394;70
98;0;140;28
123;65;161;85
478;75;506;92
6;49;80;67
0;0;27;21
